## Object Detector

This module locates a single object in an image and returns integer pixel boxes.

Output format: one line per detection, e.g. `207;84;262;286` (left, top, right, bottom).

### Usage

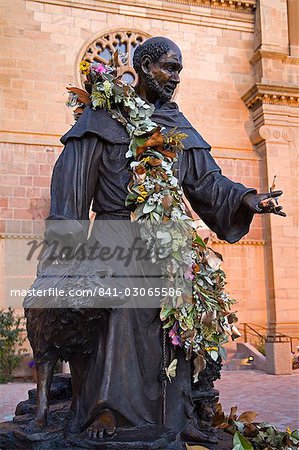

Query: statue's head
133;37;182;104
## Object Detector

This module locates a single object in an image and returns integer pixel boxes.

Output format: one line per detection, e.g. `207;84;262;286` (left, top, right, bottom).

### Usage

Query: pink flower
93;63;107;74
170;334;180;346
169;323;181;346
184;267;194;281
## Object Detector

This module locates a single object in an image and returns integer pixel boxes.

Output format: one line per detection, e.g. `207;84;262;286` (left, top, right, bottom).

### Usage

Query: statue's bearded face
144;50;183;103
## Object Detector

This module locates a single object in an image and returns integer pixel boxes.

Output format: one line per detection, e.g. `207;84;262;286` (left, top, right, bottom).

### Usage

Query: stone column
242;0;299;374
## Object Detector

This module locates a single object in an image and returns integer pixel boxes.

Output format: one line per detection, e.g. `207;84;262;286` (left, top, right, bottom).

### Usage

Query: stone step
222;357;254;371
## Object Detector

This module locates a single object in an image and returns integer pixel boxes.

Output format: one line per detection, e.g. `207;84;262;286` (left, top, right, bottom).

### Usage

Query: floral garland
67;54;240;377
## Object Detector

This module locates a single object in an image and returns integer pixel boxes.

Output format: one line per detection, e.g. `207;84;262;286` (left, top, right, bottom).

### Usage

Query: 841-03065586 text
10;287;182;298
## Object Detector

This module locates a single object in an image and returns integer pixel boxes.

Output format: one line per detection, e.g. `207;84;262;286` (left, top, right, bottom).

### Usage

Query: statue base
0;374;232;449
0;419;185;449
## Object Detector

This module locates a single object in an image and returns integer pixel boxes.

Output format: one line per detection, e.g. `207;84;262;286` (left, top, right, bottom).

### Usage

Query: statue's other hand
242;191;286;217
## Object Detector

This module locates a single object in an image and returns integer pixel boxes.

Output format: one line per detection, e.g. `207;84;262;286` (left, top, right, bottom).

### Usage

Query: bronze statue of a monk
24;37;285;447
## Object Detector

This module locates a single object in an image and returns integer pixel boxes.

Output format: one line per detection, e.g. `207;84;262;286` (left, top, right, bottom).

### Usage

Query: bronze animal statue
25;306;105;433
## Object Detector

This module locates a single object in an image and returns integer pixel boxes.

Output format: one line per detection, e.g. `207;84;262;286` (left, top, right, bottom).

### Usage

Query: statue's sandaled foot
181;421;218;444
24;415;47;434
86;409;116;439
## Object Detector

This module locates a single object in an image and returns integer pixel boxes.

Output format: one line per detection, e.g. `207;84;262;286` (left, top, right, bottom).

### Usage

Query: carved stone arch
76;29;152;87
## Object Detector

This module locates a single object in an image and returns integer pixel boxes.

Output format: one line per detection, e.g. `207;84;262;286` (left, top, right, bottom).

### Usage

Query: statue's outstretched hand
242;190;286;217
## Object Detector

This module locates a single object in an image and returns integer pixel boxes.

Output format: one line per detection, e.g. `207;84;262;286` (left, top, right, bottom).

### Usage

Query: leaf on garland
136;129;164;156
162;194;173;210
238;411;258;424
242;423;257;437
66;86;91;104
212;405;226;428
130;211;137;221
227;312;238;324
210;350;219;361
193;235;206;249
229;406;238;422
291;429;299;440
193;354;206;382
156;230;172;244
160;148;177;159
205;248;222;270
160;307;176;321
143;203;156;214
201;310;216;326
218;345;227;360
148;157;162;167
153;211;161;221
231;324;242;340
232;431;254;450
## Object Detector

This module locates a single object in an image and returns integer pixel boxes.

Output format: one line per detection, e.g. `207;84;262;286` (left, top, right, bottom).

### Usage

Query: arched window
78;29;151;87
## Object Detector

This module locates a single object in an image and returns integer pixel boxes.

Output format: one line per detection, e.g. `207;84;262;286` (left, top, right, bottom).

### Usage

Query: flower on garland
93;63;107;74
79;60;90;75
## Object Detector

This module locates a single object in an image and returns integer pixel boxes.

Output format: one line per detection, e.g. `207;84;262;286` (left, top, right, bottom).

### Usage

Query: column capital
250;125;295;145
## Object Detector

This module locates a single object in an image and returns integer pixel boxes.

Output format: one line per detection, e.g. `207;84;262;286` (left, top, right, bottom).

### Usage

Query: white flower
152;193;163;205
103;80;112;97
144;179;155;190
171;207;184;220
170;176;179;187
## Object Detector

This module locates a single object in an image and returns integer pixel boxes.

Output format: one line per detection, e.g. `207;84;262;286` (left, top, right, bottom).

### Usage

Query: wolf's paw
67;418;82;434
24;416;47;434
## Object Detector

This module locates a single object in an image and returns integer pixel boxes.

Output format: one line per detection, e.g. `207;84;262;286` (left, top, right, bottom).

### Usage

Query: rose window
79;30;151;87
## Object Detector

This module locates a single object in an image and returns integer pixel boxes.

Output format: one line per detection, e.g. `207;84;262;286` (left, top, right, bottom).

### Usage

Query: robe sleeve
181;148;256;243
45;134;103;242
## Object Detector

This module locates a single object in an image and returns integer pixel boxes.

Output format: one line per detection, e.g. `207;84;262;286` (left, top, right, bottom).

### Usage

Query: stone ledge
0;130;63;147
165;0;256;13
28;0;255;32
242;83;299;110
0;233;266;246
211;238;265;246
250;49;299;66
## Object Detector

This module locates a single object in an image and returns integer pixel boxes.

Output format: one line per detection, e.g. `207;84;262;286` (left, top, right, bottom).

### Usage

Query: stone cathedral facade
0;0;298;349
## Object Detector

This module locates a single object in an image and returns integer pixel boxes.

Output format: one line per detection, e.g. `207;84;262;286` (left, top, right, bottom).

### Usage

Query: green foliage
251;424;299;449
0;308;25;383
255;336;266;356
233;431;254;450
213;404;299;450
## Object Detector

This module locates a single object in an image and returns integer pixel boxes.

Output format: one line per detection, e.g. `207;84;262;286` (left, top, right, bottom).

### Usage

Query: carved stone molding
165;0;256;13
250;125;295;145
0;234;43;240
249;49;299;66
242;83;299;110
211;238;265;246
28;0;255;33
0;130;63;147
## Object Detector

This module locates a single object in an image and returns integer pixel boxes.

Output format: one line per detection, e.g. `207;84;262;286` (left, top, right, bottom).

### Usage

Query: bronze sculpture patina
1;37;285;450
